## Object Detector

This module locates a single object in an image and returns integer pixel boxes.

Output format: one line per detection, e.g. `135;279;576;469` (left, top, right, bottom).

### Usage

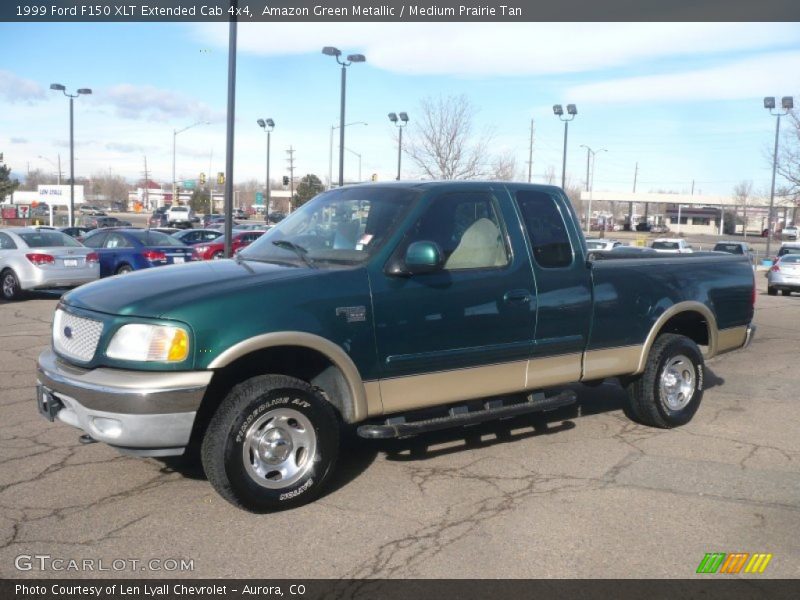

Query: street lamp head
764;97;776;109
347;54;366;63
566;104;578;115
388;112;398;122
257;119;266;128
77;88;92;95
782;96;794;110
50;83;66;91
399;112;409;122
322;46;341;57
552;104;563;116
266;118;275;128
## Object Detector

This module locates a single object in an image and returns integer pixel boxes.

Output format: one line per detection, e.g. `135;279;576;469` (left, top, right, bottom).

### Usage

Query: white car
586;238;623;251
651;238;693;254
781;226;799;241
166;205;194;228
0;228;99;301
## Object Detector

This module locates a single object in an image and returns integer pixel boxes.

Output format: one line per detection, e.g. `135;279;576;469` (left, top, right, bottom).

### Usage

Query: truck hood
63;259;318;318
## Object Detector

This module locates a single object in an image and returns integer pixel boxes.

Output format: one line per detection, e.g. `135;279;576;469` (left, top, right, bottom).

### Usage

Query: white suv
166;205;193;228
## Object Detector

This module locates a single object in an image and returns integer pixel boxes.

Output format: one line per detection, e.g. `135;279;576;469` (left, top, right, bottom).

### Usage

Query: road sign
182;180;196;190
17;205;30;219
255;192;264;205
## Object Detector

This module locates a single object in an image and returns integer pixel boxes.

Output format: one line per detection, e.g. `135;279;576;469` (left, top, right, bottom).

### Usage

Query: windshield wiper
272;240;316;268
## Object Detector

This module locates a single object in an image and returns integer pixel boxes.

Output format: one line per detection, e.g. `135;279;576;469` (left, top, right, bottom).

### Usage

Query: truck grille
52;309;103;362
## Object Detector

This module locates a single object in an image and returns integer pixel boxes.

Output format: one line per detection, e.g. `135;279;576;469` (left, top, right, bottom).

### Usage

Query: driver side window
403;192;509;270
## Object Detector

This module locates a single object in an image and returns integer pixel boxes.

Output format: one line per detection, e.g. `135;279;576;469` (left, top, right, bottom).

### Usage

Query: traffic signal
217;172;225;185
282;176;289;186
199;172;206;185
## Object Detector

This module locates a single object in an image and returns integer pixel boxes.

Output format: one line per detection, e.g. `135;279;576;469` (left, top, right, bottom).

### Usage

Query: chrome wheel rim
2;274;15;297
659;354;695;411
242;407;316;490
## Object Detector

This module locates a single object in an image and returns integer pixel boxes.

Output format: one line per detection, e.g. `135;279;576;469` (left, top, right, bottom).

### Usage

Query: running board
357;390;577;439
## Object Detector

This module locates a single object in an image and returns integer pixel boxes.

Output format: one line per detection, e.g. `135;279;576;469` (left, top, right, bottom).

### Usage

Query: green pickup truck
36;182;756;512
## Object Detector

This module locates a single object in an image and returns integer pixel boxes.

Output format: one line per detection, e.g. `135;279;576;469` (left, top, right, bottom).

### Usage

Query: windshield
652;241;679;249
240;187;418;267
19;231;82;248
714;244;744;254
780;255;800;264
778;246;800;257
586;241;606;250
126;230;187;247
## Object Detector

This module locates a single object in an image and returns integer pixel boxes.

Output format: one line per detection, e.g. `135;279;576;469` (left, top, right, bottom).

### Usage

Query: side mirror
405;241;444;274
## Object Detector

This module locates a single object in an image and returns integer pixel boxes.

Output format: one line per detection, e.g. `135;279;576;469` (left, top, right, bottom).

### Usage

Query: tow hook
79;434;97;445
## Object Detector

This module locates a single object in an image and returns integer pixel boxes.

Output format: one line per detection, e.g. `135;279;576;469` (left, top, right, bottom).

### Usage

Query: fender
208;331;372;422
634;301;718;375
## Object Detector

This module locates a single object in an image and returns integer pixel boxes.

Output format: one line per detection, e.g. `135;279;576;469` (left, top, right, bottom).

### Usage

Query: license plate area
36;384;63;422
63;259;79;267
173;256;185;264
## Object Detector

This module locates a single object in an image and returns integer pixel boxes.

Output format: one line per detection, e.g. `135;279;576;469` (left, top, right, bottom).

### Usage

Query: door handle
504;289;531;304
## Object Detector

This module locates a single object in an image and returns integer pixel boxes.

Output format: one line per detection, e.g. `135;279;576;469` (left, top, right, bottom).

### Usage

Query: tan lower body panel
716;325;748;355
377;353;584;415
582;346;642;380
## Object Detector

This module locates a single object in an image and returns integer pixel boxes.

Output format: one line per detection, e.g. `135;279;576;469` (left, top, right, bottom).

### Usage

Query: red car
193;230;264;260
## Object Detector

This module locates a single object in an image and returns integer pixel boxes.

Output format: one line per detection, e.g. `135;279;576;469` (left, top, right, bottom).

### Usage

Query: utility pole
527;119;535;183
142;155;150;211
629;162;638;230
691;180;695;195
286;146;295;213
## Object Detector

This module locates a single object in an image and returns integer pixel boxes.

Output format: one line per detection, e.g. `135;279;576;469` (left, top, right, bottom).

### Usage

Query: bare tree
542;165;557;185
405;94;491;180
778;111;800;194
89;172;130;208
19;168;59;191
489;151;518;181
733;180;753;236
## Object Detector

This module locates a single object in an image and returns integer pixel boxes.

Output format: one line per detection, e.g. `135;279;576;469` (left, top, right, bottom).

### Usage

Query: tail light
194;246;208;259
85;252;99;264
25;253;55;266
142;250;166;262
770;264;780;272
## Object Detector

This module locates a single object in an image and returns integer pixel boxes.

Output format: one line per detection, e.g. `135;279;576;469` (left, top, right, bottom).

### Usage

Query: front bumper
36;348;213;456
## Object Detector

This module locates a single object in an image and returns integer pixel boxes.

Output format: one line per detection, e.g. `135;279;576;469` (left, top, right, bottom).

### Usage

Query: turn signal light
25;253;55;266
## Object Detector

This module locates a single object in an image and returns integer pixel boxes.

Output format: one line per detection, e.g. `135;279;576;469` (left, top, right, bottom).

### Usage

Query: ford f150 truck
36;182;756;512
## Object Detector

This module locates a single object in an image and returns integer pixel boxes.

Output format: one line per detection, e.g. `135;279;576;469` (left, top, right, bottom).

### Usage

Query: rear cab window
514;190;574;268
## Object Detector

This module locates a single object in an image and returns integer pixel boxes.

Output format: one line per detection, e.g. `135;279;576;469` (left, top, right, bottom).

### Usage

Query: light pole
764;96;794;258
172;120;209;207
553;104;577;189
388;112;409;180
580;145;606;233
257;118;275;217
322;46;366;187
38;154;62;185
328;121;367;189
344;147;362;182
50;84;91;226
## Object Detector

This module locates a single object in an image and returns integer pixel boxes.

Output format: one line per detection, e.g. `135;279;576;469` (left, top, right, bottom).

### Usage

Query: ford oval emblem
63;326;73;339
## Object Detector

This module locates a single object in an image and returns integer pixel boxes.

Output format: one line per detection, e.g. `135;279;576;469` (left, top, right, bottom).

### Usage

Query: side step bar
357;390;577;439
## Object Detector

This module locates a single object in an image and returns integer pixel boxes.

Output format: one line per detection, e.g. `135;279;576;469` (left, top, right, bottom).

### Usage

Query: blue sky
1;22;799;196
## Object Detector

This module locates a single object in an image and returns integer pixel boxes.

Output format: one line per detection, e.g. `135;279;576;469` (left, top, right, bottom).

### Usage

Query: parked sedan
81;228;196;277
781;226;799;241
59;226;93;241
0;228;99;301
202;214;225;228
79;205;106;216
193;230;264;260
767;254;800;296
172;228;223;245
586;238;623;251
149;207;169;227
651;238;693;254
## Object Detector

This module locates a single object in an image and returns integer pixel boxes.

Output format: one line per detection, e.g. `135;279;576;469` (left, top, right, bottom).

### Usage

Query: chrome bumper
36;348;213;456
743;324;756;349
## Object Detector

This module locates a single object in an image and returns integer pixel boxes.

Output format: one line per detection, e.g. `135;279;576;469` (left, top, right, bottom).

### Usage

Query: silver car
0;228;100;301
767;254;800;296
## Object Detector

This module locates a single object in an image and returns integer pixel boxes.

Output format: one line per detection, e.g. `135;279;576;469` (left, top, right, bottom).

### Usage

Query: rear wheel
115;264;133;275
1;270;22;301
781;290;792;296
626;334;704;428
212;251;224;260
201;374;340;512
767;286;777;296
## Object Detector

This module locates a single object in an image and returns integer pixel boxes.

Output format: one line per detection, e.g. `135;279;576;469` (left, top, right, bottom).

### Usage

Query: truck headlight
106;324;190;362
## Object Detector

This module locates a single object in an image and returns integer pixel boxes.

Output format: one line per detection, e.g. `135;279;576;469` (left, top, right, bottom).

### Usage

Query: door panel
369;188;537;413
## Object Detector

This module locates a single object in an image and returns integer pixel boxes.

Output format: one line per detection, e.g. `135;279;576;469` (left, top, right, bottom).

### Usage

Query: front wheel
626;334;704;428
767;286;777;296
201;374;340;512
781;290;792;296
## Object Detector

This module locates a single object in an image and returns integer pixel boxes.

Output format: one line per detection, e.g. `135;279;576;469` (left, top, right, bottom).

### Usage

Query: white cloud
567;50;800;103
99;84;224;123
193;22;800;76
0;70;46;103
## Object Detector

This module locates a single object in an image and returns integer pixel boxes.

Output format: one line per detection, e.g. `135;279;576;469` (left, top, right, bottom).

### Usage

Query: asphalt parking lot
0;286;798;579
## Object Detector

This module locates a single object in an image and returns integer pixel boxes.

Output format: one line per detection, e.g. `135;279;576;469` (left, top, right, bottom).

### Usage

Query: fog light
91;417;122;438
